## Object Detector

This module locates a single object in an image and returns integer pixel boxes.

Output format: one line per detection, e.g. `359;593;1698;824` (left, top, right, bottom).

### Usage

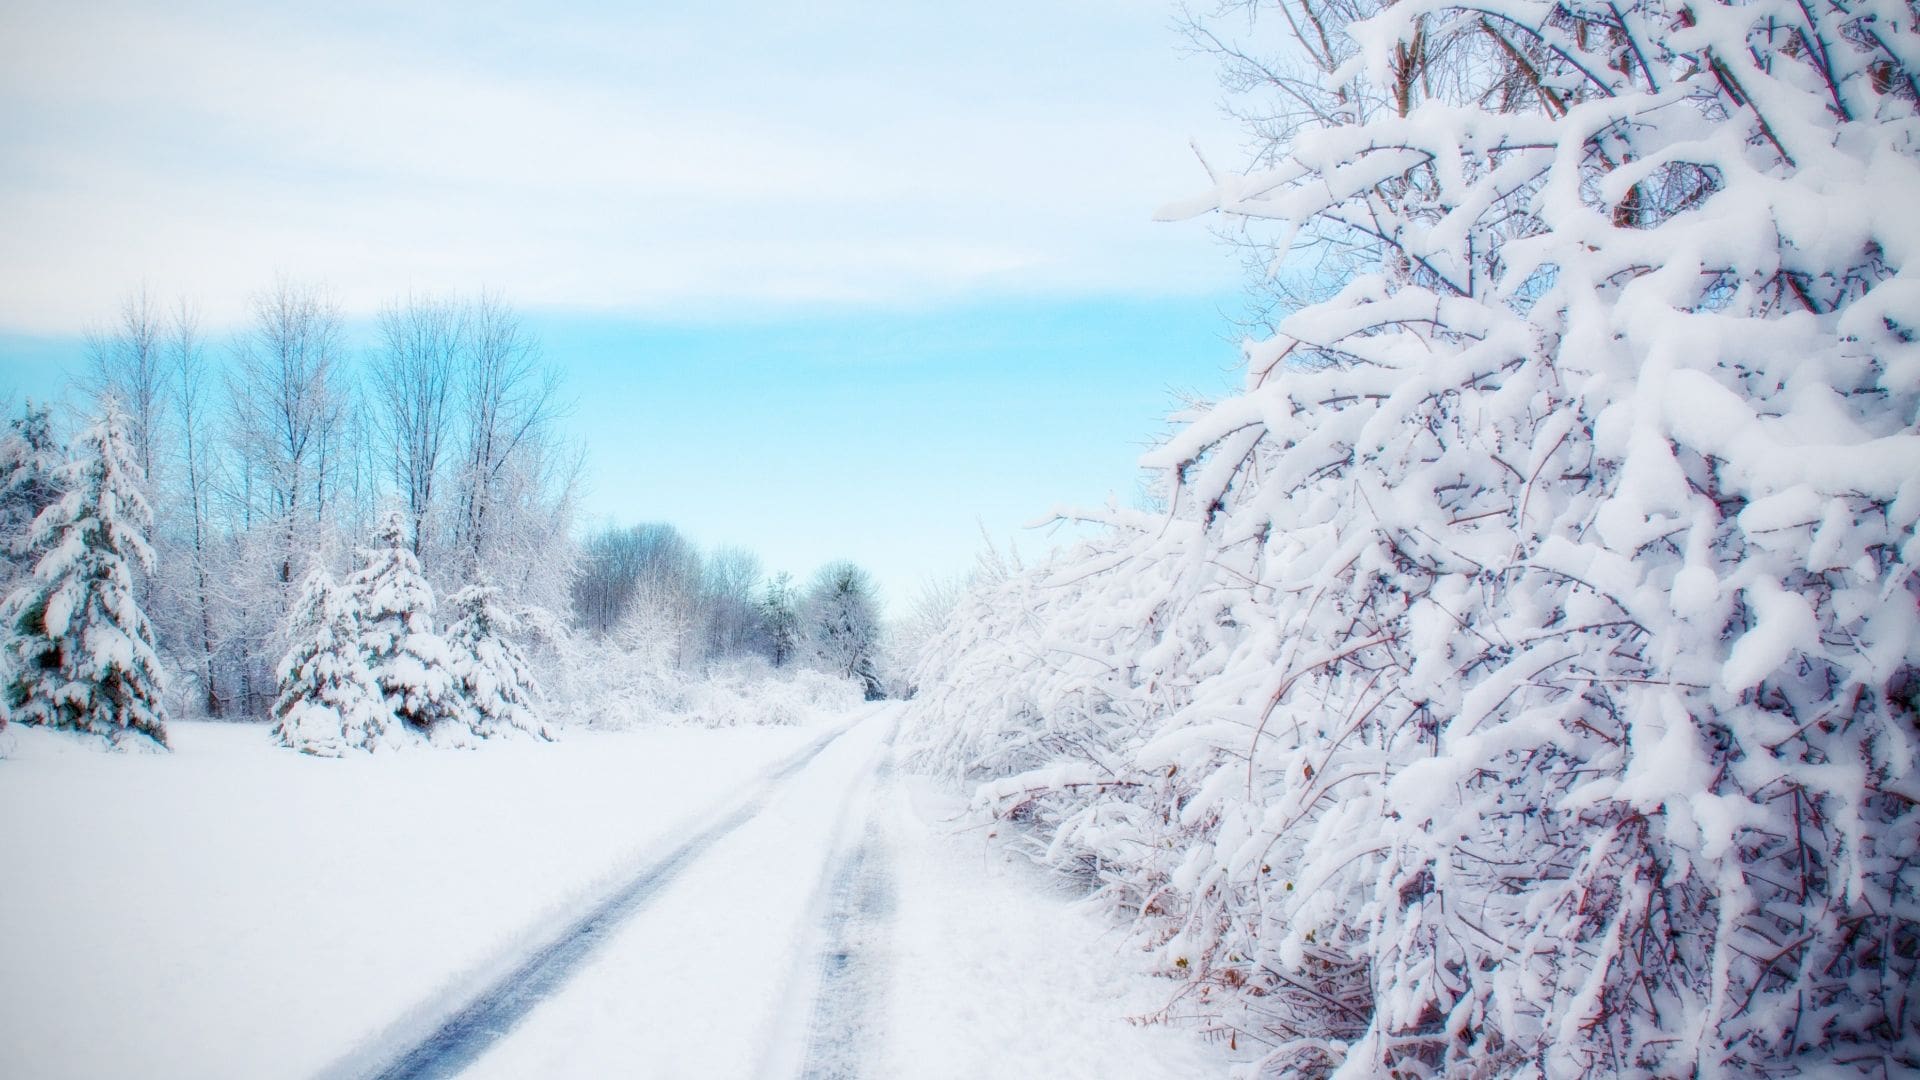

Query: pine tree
759;572;800;668
270;568;395;756
349;510;461;733
2;401;169;747
0;400;67;588
445;582;551;740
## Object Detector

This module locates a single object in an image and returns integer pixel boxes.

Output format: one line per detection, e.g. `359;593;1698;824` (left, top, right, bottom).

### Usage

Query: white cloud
0;0;1241;333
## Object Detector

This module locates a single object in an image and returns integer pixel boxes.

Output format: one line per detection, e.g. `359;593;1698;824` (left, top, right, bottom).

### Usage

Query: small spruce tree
2;402;169;747
445;582;551;740
270;568;395;756
350;511;461;733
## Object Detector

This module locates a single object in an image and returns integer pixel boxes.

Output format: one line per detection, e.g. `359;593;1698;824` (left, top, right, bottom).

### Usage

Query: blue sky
0;0;1252;612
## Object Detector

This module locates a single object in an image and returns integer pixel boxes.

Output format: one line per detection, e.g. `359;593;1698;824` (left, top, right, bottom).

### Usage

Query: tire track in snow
334;720;857;1080
794;733;897;1080
794;824;896;1080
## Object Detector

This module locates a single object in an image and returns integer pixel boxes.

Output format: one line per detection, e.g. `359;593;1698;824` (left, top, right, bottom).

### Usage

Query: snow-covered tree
220;279;352;717
270;567;395;756
370;293;461;572
226;278;349;591
869;573;962;700
702;547;764;661
449;292;575;613
803;561;883;699
84;288;167;498
906;0;1920;1075
0;400;66;588
760;572;800;668
444;582;551;740
350;510;461;733
3;402;169;747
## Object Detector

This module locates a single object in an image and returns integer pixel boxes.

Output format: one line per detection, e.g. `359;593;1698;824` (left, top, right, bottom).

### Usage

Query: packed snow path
441;711;897;1078
793;752;899;1079
348;720;862;1080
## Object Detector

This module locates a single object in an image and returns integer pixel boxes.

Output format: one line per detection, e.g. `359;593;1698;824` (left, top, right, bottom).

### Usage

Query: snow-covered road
432;709;896;1079
2;712;1238;1079
345;718;873;1080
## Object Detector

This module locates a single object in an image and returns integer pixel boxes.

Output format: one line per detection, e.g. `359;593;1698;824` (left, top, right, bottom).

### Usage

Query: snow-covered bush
2;402;170;748
551;635;865;731
905;0;1920;1075
878;574;965;699
271;568;398;756
444;582;552;741
679;658;865;728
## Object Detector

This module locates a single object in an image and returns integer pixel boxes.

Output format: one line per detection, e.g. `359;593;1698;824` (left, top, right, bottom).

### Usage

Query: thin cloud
0;2;1239;333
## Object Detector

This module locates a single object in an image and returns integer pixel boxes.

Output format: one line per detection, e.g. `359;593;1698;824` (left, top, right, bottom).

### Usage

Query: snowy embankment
0;720;817;1080
867;778;1246;1079
1;713;1241;1080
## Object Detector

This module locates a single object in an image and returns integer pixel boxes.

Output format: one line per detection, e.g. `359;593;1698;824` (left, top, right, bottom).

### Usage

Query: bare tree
83;286;168;493
225;278;347;587
702;546;763;661
168;302;223;715
370;293;462;569
451;292;564;583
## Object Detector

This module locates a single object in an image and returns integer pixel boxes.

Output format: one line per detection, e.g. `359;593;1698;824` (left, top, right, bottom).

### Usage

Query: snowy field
0;712;1234;1079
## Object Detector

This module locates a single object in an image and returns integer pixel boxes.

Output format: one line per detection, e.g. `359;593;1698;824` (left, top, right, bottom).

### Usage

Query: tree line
0;278;888;748
5;280;576;721
570;521;884;699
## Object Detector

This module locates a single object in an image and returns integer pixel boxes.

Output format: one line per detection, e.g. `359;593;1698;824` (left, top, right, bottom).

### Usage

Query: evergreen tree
0;400;67;587
2;401;169;747
759;572;799;667
270;568;394;756
349;510;461;733
445;582;551;740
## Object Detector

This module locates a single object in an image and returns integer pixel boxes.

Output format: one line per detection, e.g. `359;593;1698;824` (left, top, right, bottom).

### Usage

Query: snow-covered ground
0;713;1237;1079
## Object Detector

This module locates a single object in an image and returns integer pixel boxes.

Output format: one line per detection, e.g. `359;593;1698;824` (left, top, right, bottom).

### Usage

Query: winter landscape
3;0;1918;1078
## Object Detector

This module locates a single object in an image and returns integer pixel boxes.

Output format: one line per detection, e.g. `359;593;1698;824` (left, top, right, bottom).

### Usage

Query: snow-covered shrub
2;402;169;748
271;568;398;756
350;511;463;734
905;0;1920;1075
444;582;552;741
878;574;965;699
679;658;865;728
550;636;866;731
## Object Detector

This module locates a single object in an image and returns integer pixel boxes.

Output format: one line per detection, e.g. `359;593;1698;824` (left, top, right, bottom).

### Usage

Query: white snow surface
871;778;1241;1079
0;720;813;1079
0;714;1237;1079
